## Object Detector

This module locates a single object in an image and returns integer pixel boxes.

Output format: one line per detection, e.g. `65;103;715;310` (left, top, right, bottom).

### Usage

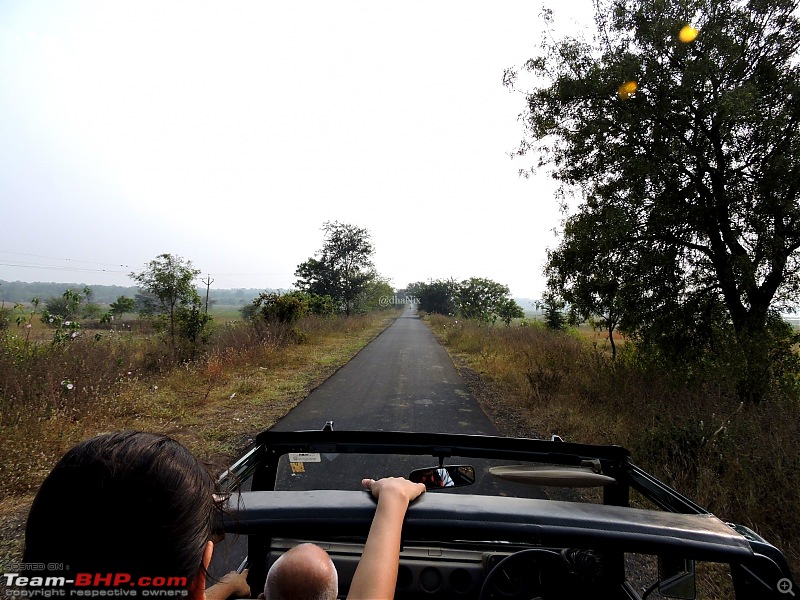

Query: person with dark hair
23;431;424;600
23;431;249;599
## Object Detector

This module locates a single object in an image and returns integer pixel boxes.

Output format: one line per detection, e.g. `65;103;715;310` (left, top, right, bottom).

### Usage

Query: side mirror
409;465;476;490
658;556;696;599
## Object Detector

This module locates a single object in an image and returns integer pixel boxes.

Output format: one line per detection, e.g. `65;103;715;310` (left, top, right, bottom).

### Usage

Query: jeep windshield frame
216;429;797;599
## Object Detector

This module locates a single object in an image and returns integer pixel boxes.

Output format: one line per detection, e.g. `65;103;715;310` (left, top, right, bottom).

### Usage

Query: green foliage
249;291;337;324
43;288;86;322
12;298;39;343
496;296;525;326
357;277;395;311
38;289;93;344
412;279;459;315
512;0;800;391
295;221;376;316
414;278;523;325
306;292;337;316
252;292;309;323
458;278;509;323
109;295;136;317
175;298;212;353
130;254;210;351
539;293;566;331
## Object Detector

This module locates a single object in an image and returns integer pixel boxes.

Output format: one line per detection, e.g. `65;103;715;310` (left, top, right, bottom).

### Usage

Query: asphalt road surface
268;306;527;496
271;306;500;435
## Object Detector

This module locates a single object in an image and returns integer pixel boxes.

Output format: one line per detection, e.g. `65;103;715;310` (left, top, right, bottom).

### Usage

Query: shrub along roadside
424;313;800;578
0;308;401;565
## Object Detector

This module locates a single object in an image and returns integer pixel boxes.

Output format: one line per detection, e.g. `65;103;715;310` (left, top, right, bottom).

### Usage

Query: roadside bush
248;291;337;324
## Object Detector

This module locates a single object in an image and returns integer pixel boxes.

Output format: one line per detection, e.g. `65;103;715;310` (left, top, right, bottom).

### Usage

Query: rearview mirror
658;556;696;599
409;465;476;490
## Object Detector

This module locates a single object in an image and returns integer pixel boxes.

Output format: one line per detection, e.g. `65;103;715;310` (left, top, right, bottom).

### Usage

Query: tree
539;293;566;331
131;254;203;349
496;296;525;326
43;287;91;323
358;277;395;311
295;222;376;316
413;279;459;315
509;0;800;373
545;203;637;358
457;277;512;324
109;296;136;317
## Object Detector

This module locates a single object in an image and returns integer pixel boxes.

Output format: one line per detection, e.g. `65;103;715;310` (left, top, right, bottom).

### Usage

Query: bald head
264;543;338;600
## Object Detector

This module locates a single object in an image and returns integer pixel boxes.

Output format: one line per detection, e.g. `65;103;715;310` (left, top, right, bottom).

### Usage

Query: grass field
0;308;401;566
424;314;800;586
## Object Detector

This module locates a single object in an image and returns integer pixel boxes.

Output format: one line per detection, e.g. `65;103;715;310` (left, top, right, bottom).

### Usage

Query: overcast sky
0;1;596;299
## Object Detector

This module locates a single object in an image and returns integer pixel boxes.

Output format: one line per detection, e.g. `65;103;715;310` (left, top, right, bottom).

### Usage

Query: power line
0;250;132;269
0;261;128;274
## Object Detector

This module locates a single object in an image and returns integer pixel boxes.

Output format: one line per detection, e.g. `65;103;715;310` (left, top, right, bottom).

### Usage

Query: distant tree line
409;278;524;326
0;280;277;306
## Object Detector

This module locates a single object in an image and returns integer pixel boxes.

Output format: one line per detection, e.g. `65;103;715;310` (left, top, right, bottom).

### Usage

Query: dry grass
0;309;400;566
425;314;800;586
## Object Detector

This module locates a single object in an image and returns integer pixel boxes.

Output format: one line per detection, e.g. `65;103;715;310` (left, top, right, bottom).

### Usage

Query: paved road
268;306;523;496
271;306;499;435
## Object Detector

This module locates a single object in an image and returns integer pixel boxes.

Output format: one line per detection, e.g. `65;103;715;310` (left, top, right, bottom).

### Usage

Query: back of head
264;543;338;600
23;431;216;582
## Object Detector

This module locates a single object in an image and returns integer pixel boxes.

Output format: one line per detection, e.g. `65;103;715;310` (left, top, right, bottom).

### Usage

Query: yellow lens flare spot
679;24;699;43
618;80;638;100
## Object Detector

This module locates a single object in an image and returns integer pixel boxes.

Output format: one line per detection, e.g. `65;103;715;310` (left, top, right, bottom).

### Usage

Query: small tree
43;288;86;322
539;293;566;331
496;297;525;326
109;296;136;317
295;222;376;316
131;254;205;349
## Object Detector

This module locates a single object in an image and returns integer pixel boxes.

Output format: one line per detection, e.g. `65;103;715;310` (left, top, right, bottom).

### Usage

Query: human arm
347;477;426;600
205;569;250;600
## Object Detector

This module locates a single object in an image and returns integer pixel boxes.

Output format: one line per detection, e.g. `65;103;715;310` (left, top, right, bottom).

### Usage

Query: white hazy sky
0;1;595;299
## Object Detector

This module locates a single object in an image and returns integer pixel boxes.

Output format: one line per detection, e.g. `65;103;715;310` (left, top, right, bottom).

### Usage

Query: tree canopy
412;277;523;324
131;254;207;349
295;222;376;316
510;0;800;356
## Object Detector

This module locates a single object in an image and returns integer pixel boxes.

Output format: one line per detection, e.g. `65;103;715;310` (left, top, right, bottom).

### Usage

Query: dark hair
23;431;216;582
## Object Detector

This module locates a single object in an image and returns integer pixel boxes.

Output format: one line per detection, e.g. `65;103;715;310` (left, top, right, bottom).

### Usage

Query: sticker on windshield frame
289;452;321;463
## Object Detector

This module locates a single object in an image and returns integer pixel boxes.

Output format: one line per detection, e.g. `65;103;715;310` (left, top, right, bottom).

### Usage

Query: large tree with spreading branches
509;0;800;377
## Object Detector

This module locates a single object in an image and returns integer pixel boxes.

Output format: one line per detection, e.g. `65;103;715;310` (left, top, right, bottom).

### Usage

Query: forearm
347;494;408;599
204;571;249;600
204;582;235;600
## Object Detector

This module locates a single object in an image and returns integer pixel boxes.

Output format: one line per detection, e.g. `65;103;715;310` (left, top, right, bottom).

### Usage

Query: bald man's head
264;543;338;600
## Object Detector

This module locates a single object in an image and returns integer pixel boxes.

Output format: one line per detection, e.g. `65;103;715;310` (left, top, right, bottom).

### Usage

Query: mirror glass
409;465;476;490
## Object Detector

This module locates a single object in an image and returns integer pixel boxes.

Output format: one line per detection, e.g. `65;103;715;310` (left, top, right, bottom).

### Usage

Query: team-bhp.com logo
3;569;188;597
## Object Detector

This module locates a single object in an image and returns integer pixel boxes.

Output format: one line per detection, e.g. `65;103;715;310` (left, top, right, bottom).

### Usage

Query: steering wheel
478;548;565;600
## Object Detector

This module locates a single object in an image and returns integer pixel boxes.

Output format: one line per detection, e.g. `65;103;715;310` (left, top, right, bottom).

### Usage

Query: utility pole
201;275;214;315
